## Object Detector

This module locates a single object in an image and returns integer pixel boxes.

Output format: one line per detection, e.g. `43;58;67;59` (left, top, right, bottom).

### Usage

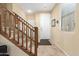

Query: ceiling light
27;9;32;13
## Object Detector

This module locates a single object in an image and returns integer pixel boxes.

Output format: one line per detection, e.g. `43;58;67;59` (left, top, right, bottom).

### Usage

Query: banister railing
0;7;38;56
5;7;35;30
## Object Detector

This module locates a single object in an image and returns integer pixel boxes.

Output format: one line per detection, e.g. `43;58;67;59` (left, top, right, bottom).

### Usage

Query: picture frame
51;19;56;27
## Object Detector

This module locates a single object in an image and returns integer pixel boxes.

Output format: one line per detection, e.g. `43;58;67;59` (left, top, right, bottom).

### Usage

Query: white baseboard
54;42;69;56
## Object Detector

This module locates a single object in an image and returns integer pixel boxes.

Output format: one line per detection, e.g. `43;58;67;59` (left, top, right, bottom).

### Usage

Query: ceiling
17;3;56;14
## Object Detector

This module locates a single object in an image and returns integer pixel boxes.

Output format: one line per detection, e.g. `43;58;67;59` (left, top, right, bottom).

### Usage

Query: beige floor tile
38;44;65;56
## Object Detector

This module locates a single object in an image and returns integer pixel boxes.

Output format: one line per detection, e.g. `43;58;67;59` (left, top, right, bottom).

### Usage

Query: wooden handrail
14;13;34;28
16;18;35;32
0;7;38;56
5;7;34;29
1;7;34;29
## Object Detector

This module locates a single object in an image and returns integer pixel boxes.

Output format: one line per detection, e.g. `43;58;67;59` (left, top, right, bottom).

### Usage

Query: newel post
0;15;1;33
34;27;38;56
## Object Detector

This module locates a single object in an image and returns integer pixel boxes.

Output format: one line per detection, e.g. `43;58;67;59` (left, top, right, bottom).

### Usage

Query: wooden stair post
0;15;1;33
34;27;38;56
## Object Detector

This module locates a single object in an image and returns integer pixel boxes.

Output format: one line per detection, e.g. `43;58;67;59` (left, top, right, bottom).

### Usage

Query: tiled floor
38;44;65;56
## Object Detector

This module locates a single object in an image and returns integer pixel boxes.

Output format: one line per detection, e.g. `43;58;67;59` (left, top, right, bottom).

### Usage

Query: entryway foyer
0;3;79;56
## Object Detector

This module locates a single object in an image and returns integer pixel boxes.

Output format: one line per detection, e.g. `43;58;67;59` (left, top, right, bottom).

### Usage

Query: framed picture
61;4;75;31
51;19;56;27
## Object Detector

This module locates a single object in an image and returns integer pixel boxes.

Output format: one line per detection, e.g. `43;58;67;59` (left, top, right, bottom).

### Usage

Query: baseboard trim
54;42;69;56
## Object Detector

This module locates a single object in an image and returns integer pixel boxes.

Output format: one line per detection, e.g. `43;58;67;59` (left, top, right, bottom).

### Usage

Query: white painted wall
0;35;28;56
51;4;79;56
27;19;35;27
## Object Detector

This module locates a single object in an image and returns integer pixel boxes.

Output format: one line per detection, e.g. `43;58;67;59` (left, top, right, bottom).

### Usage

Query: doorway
39;13;51;45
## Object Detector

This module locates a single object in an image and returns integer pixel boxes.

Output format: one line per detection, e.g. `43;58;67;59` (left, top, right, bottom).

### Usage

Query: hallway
38;44;65;56
1;3;79;56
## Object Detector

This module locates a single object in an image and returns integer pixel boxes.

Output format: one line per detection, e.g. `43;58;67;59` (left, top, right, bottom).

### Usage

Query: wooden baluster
4;11;7;33
27;27;30;50
9;13;11;38
17;20;20;44
13;17;15;39
13;15;17;40
9;27;11;37
22;22;24;47
26;25;28;50
24;25;25;33
34;27;38;56
30;30;32;53
13;28;15;40
17;30;19;44
11;14;14;39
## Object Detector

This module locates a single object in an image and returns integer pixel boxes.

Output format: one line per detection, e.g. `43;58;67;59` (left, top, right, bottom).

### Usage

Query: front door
40;13;51;40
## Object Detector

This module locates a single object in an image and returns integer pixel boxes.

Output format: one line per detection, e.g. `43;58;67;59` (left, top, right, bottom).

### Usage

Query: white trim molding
54;42;69;56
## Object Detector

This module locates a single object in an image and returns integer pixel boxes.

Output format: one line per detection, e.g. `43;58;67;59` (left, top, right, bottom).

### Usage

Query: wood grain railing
0;7;38;56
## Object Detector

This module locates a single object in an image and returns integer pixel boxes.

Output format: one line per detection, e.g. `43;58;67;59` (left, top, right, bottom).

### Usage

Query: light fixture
27;9;32;13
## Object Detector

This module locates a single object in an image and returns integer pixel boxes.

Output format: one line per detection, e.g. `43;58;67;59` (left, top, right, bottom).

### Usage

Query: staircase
0;7;38;56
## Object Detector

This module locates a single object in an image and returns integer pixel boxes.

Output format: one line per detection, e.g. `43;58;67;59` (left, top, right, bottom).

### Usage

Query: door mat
39;39;52;45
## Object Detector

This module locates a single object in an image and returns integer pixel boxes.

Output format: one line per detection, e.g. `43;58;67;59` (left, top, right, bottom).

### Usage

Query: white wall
0;35;28;56
51;4;79;56
12;4;27;20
